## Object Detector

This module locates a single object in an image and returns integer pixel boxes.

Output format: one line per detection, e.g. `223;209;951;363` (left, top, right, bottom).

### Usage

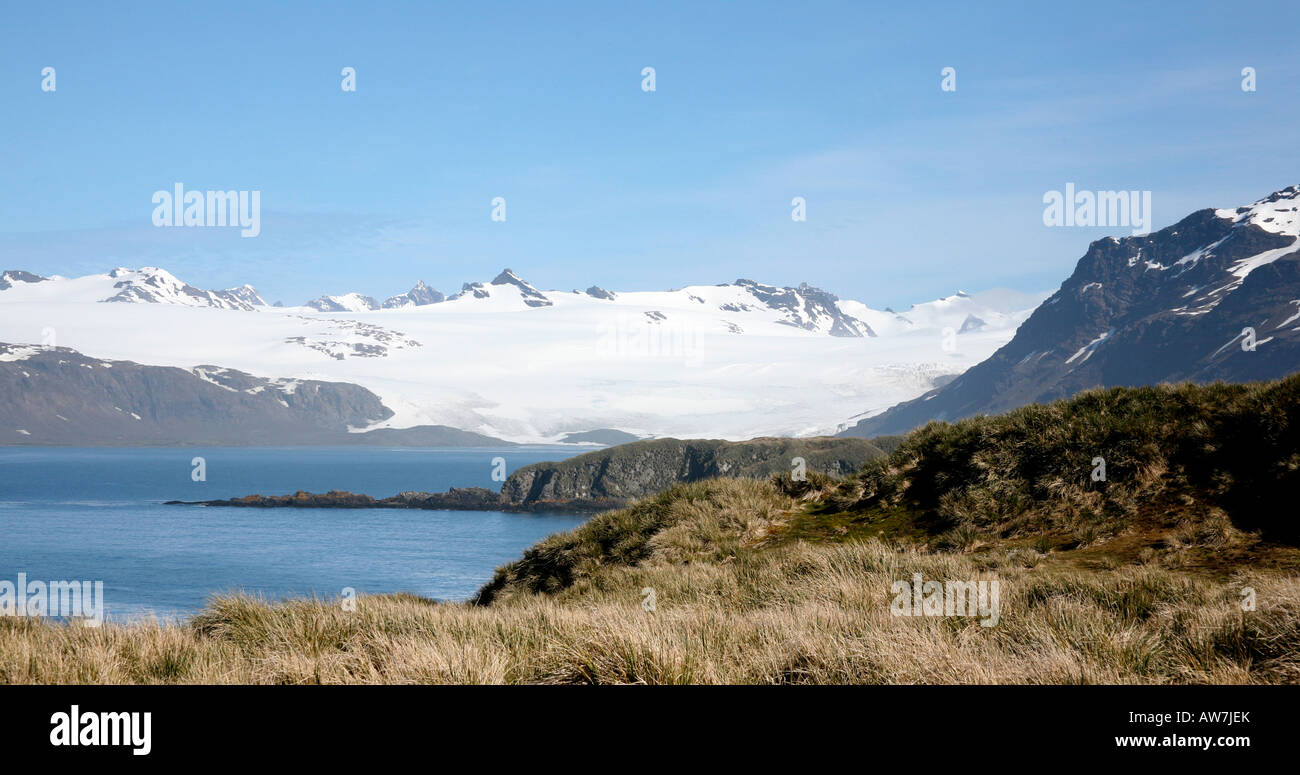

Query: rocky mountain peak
382;280;445;309
479;268;552;307
841;185;1300;438
0;270;48;290
491;268;525;285
733;278;874;337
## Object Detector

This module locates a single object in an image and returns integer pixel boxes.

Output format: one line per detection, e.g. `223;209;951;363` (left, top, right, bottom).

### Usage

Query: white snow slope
0;267;1047;443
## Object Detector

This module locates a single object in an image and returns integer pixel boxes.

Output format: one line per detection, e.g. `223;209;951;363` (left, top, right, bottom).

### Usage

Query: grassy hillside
3;377;1298;684
786;374;1300;552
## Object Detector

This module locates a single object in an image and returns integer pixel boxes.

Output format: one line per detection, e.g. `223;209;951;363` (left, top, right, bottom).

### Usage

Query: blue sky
1;1;1297;308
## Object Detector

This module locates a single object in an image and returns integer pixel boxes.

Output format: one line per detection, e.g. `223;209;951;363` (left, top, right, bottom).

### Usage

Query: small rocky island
168;486;619;514
167;436;890;514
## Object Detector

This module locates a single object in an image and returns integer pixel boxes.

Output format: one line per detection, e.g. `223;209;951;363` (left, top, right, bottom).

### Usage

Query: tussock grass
5;377;1299;684
785;375;1300;555
2;479;1296;684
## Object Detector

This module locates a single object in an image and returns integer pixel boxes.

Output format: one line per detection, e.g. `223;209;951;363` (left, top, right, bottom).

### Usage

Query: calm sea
0;446;588;621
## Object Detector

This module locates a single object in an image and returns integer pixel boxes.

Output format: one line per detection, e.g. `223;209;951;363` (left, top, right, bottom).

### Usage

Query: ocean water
0;446;588;621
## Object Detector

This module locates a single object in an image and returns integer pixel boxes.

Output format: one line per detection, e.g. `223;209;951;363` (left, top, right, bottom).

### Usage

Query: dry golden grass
2;478;1297;685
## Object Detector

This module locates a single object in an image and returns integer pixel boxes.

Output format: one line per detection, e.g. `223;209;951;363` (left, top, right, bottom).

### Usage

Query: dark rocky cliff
500;436;887;506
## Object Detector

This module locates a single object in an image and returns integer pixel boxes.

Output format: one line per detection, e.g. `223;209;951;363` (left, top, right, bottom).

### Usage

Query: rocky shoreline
166;436;888;516
165;487;623;514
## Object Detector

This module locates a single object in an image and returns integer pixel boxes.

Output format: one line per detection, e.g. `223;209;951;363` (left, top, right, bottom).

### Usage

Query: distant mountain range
14;186;1296;447
841;185;1300;437
3;264;894;338
1;267;269;311
0;263;1041;443
306;280;447;312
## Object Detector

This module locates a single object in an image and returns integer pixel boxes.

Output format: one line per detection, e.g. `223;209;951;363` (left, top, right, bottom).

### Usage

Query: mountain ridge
1;263;1028;340
0;342;511;446
841;185;1300;437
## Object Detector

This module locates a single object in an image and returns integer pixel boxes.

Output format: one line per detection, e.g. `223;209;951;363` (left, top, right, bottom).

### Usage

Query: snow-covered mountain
727;279;873;337
305;293;382;312
0;263;1045;443
449;268;554;308
842;185;1300;437
838;289;1043;339
7;263;1017;343
1;267;269;311
0;270;48;291
306;281;447;312
107;267;267;310
383;281;445;309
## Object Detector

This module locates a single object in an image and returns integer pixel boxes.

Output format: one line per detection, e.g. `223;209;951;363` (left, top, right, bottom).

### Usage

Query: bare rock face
0;270;48;290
